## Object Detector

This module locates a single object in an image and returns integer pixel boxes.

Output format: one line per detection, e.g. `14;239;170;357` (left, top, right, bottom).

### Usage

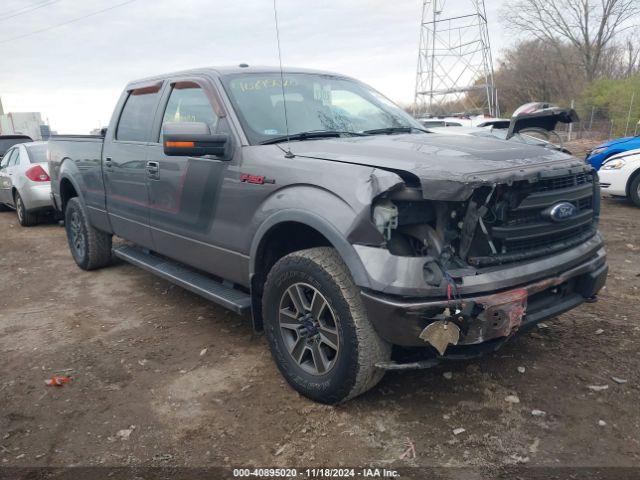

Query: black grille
536;172;592;192
468;170;598;266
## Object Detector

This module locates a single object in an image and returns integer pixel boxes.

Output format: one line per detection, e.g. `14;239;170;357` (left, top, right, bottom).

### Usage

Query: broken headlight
372;199;398;241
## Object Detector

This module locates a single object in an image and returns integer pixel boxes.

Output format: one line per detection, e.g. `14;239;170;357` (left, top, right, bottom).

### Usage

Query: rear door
145;77;230;275
102;82;162;249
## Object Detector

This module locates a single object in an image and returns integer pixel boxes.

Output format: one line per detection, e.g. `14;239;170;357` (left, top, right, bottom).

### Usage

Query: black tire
262;247;391;404
15;191;38;227
64;197;112;270
629;174;640;208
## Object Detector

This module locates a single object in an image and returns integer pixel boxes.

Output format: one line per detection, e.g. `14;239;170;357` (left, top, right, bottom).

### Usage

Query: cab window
116;87;161;142
160;83;218;140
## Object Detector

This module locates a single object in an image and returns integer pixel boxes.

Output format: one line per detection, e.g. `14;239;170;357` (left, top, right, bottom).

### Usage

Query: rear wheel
64;197;112;270
629;174;640;207
15;192;38;227
262;247;391;404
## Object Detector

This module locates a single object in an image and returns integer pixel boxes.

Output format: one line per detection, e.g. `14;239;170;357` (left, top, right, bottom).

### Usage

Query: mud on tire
262;247;391;404
64;197;112;270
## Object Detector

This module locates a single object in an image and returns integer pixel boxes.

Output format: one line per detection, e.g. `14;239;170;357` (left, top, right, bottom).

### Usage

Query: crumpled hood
286;133;589;200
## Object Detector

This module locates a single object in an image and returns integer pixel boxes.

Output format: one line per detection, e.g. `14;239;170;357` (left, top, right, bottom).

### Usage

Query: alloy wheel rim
278;282;340;376
69;211;86;258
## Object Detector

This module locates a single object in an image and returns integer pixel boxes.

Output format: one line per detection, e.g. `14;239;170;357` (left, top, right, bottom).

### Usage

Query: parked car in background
423;103;577;154
0;142;53;226
598;148;640;207
417;115;505;129
0;134;33;159
425;125;570;153
418;118;464;128
586;136;640;170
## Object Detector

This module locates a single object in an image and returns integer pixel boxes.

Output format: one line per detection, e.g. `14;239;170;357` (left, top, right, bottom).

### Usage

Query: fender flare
249;209;372;289
54;158;86;209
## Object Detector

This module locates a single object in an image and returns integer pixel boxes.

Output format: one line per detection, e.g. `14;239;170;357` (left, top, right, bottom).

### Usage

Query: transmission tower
414;0;497;117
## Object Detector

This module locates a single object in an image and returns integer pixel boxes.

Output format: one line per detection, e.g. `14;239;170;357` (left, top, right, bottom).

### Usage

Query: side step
112;245;252;315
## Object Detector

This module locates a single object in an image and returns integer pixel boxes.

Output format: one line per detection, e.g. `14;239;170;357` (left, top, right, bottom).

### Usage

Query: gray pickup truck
49;66;608;404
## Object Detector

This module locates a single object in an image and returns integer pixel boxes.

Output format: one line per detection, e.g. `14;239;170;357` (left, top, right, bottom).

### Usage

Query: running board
112;245;252;315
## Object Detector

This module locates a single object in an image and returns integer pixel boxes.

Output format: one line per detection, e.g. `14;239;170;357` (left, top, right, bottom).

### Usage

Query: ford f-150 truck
49;66;608;404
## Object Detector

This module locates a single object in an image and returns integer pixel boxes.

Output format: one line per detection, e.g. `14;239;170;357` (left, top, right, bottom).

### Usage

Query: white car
598;148;640;207
0;141;53;226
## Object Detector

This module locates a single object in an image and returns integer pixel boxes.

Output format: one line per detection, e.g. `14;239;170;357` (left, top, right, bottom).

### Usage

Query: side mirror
162;122;231;159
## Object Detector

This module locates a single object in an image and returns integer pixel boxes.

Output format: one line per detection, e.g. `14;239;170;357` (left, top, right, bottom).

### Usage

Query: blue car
586;136;640;170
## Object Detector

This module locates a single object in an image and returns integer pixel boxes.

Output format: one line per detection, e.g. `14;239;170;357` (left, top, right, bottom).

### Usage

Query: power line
0;0;62;23
0;0;140;46
1;0;52;18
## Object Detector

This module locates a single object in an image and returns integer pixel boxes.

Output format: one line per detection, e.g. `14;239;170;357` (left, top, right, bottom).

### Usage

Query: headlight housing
601;158;626;170
372;199;398;241
589;147;607;157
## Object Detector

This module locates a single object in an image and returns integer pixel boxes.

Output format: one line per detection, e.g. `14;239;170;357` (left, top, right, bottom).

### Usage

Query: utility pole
414;0;496;117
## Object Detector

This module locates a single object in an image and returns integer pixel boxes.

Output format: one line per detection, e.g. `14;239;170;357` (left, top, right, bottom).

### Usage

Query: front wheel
628;174;640;207
262;247;391;404
64;197;112;270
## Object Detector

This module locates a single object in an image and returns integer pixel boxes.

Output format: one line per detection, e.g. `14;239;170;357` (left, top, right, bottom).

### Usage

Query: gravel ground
1;155;639;478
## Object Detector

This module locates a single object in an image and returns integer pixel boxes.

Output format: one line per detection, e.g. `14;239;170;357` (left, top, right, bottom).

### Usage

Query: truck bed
48;134;106;214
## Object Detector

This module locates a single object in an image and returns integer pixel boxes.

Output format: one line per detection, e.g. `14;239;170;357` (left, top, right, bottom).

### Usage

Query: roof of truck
126;65;350;87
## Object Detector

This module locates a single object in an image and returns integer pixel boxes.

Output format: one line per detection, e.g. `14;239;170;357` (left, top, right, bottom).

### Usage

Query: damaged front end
354;164;607;359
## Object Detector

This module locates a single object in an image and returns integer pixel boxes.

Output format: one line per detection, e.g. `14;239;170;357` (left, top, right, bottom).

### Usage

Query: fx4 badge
240;173;275;185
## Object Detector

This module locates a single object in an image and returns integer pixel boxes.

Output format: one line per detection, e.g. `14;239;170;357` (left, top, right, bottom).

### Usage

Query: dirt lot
1;161;639;477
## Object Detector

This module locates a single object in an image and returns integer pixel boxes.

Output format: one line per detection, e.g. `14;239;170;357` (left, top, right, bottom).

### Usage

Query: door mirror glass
162;122;231;159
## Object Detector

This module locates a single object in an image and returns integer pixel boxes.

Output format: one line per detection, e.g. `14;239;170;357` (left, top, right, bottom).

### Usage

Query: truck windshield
221;73;423;145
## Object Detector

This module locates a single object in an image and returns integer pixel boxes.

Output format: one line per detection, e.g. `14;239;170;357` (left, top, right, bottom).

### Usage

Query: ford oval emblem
547;202;577;222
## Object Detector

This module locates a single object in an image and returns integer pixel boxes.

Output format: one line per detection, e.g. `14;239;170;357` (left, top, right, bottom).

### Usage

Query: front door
145;79;229;274
0;149;16;204
103;84;162;249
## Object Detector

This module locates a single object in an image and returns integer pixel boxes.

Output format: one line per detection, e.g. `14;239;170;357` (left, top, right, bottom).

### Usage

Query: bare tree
487;39;586;114
502;0;640;82
622;36;640;76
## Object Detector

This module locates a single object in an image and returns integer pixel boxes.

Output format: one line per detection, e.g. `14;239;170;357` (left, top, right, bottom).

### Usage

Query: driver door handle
146;161;160;179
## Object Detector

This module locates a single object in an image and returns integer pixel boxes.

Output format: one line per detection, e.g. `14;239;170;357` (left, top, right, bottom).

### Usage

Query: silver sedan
0;142;54;226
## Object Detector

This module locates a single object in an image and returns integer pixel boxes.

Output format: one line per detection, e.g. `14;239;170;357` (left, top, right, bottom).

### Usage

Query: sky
0;0;514;133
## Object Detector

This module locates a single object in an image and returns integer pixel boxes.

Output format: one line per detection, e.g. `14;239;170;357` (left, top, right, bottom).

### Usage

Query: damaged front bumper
360;244;607;352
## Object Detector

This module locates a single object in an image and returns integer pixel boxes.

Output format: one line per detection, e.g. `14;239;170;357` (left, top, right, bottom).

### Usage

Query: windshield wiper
259;130;366;145
362;126;428;135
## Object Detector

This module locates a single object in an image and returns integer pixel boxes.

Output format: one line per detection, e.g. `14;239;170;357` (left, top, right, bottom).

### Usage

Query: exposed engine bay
371;167;598;282
366;166;602;356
